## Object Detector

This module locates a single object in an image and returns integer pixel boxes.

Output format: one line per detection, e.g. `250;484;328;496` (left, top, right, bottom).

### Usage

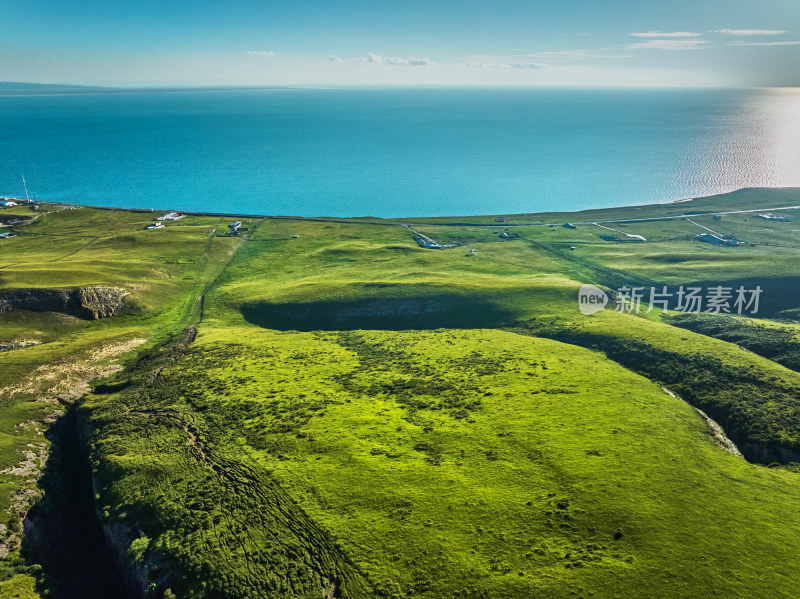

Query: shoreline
8;186;800;229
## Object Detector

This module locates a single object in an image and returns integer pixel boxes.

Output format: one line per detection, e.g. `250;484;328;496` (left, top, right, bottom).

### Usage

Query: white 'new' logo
578;284;608;315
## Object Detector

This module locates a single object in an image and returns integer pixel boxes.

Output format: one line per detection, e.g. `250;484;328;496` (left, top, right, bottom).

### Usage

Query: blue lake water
1;87;799;217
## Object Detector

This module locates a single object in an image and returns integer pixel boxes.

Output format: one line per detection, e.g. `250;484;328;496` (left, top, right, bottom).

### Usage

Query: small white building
696;233;740;246
157;212;186;221
757;213;791;222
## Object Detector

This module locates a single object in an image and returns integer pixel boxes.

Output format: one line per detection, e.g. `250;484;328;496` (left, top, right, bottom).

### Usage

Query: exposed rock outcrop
0;286;129;319
0;339;41;352
98;520;148;599
0;214;32;225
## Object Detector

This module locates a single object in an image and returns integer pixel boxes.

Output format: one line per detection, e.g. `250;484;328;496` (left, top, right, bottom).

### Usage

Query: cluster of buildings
1;196;38;208
227;221;250;236
0;198;31;239
415;237;441;249
414;233;458;249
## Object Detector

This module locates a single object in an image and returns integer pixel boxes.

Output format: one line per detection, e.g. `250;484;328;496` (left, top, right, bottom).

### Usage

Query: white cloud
353;53;434;66
715;29;787;36
508;62;550;70
328;55;343;63
245;50;277;57
626;39;708;50
727;40;800;46
465;61;551;70
630;31;702;38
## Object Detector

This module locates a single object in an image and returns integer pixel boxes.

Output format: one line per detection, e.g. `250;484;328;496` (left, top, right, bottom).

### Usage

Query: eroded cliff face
0;286;129;319
98;518;149;599
21;409;136;599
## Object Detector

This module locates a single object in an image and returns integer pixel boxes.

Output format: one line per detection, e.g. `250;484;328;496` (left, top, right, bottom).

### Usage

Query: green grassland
0;204;244;596
3;189;800;598
83;326;800;598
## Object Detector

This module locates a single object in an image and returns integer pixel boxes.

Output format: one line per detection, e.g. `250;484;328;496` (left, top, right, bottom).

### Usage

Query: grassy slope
217;206;800;455
0;205;243;594
84;324;800;598
79;190;800;598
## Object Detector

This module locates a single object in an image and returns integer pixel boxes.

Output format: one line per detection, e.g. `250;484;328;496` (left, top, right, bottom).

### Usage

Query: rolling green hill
2;190;800;598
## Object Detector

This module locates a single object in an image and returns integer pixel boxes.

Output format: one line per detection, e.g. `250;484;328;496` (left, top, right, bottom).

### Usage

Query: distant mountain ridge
0;81;100;89
0;82;290;95
0;81;109;95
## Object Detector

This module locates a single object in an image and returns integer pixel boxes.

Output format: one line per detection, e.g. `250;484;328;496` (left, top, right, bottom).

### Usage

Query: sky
1;0;798;87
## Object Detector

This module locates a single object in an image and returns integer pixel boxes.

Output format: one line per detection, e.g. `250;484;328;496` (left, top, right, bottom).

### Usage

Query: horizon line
1;81;798;95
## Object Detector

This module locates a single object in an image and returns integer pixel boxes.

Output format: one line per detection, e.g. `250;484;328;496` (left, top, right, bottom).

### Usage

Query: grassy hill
1;189;800;598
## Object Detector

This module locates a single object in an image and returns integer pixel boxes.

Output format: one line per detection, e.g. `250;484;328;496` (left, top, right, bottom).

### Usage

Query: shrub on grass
126;535;151;563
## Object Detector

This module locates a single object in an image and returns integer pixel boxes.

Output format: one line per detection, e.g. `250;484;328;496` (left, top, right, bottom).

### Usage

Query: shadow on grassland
241;293;517;331
680;275;800;319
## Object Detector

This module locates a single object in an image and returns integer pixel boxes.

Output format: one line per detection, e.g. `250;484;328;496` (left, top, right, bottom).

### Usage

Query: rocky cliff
0;286;129;319
0;214;32;225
